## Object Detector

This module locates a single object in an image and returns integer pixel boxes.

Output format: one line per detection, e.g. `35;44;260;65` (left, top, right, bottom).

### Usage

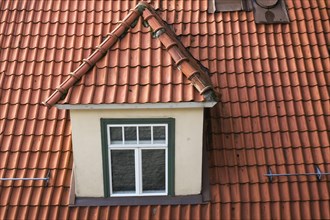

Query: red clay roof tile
1;0;330;219
42;3;217;108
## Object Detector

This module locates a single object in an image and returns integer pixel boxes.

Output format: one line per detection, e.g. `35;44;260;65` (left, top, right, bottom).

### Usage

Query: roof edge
56;102;217;110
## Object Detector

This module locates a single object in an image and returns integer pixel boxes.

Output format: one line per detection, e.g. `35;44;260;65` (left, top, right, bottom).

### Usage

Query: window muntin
107;123;169;197
108;124;168;147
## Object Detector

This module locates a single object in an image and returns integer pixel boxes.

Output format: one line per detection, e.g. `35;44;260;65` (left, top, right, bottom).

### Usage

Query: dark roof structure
1;0;330;219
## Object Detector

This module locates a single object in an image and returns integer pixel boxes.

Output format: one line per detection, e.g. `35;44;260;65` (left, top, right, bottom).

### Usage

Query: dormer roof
43;2;217;108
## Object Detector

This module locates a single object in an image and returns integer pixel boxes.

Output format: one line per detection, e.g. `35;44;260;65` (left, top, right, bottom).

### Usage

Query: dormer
43;2;217;205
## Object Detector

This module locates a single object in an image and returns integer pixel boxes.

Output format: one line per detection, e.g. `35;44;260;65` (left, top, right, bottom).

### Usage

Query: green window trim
101;118;175;197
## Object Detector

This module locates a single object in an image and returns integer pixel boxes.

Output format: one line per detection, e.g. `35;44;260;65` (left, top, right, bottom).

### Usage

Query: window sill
70;194;207;206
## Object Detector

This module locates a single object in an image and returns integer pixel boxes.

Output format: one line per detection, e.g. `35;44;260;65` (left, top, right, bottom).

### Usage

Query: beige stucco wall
70;107;204;197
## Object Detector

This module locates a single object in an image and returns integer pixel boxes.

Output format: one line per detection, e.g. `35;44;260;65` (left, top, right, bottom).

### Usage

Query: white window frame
107;124;169;197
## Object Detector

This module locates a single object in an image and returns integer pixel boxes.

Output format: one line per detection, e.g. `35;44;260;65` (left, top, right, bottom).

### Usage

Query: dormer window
101;119;175;197
67;105;214;205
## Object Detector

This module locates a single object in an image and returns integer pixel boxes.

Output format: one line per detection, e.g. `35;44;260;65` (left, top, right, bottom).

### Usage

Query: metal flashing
56;102;217;110
72;194;205;206
208;0;253;12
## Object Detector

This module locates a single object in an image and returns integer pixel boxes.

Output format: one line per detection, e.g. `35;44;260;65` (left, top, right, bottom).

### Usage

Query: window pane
124;127;137;144
111;150;135;193
153;126;166;144
139;126;151;144
110;127;122;144
142;149;165;192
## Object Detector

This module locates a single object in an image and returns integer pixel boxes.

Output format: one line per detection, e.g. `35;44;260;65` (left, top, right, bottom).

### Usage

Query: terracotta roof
43;2;217;107
1;0;330;219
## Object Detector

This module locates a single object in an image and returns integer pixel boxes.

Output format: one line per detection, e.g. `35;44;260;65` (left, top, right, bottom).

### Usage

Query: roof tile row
1;0;329;219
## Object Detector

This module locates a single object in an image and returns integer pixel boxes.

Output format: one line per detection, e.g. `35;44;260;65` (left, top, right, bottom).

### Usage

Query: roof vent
252;0;289;24
255;0;278;9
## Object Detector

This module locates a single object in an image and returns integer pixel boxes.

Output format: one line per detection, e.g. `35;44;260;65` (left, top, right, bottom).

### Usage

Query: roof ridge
141;3;216;100
43;1;217;108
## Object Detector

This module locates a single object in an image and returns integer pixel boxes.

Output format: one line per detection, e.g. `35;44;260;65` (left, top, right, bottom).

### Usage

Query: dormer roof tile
43;2;217;108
